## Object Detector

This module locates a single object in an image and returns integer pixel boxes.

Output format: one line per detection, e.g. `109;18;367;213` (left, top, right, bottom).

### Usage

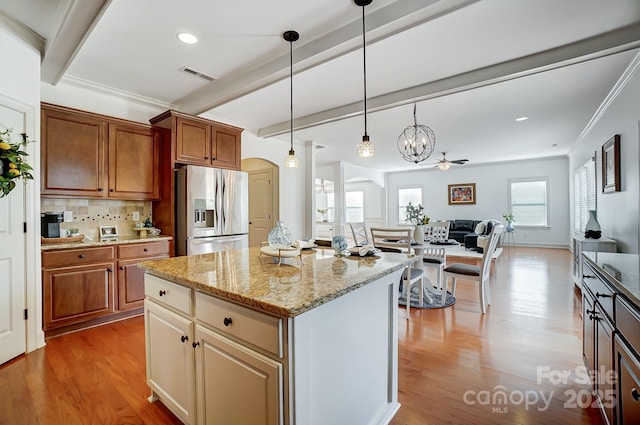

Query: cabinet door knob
119;266;124;270
582;274;595;279
79;254;85;258
596;292;612;298
109;189;114;192
98;188;103;192
159;290;166;296
223;317;232;327
144;248;148;252
632;388;640;402
204;156;209;160
192;341;200;349
107;268;113;273
180;335;188;343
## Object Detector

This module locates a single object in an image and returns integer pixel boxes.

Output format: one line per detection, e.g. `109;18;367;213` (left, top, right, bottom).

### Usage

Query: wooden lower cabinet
43;262;115;330
42;240;170;335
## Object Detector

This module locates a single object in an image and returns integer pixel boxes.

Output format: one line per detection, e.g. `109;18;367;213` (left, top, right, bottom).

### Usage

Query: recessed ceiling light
177;33;198;44
515;116;528;122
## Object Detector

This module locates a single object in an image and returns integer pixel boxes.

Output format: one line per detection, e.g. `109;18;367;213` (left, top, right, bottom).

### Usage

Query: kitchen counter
41;235;172;251
139;246;412;317
141;246;410;425
583;251;640;306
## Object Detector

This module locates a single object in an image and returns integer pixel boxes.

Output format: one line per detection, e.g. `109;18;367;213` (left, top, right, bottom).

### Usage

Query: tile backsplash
40;198;154;239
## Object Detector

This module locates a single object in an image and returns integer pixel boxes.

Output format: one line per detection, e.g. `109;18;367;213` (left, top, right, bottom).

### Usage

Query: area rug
398;285;456;309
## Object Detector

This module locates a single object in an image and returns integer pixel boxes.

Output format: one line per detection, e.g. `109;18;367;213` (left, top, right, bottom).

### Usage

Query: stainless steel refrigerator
175;165;248;255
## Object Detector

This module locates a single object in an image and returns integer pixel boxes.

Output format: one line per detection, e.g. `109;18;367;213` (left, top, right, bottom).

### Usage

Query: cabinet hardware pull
144;248;148;252
109;189;114;192
204;156;209;160
79;254;85;258
192;341;200;349
596;292;612;298
180;335;188;343
98;188;103;192
632;388;640;402
159;290;166;296
582;274;595;279
107;268;113;272
120;266;124;270
223;317;232;327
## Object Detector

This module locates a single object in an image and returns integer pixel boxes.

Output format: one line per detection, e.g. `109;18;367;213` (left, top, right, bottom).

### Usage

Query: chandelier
397;103;436;164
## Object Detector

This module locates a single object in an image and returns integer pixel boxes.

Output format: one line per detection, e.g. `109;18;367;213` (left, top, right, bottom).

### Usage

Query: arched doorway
242;158;279;247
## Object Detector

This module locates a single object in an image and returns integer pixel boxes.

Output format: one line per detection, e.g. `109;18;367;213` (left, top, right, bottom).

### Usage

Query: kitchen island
139;247;413;425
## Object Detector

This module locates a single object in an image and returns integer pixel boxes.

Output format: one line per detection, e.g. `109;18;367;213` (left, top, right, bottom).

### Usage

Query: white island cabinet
139;247;409;425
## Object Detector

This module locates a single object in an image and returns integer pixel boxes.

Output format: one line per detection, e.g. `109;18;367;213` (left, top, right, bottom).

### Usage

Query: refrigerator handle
201;210;206;223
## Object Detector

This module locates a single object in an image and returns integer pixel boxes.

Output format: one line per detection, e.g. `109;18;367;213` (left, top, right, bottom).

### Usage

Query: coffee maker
41;212;63;238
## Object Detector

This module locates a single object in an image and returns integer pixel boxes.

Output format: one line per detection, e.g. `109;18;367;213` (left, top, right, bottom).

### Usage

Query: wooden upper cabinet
41;105;107;196
108;122;160;199
41;103;161;200
175;117;211;165
151;110;242;170
212;124;241;169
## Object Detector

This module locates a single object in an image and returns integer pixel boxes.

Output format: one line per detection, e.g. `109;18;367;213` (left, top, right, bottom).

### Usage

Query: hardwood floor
0;247;604;425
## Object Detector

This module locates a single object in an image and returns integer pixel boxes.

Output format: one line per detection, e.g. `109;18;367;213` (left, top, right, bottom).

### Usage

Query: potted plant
502;212;515;232
0;129;34;198
317;208;328;222
405;202;429;243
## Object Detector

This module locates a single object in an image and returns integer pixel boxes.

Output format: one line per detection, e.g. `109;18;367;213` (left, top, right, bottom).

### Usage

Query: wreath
0;128;34;197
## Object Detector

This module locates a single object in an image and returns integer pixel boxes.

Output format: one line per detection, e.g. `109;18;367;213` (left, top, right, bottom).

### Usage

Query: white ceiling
2;0;640;172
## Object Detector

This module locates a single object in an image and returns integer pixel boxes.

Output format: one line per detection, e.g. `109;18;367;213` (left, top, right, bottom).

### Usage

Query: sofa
463;219;502;251
447;219;482;244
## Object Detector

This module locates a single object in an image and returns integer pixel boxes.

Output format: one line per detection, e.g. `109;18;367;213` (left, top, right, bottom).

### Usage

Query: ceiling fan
422;152;469;170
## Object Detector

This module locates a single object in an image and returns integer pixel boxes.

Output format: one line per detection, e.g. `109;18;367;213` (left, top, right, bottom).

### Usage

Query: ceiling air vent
179;66;215;82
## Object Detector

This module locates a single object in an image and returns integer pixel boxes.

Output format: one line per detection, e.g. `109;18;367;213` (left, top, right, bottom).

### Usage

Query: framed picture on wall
448;183;476;205
602;134;620;193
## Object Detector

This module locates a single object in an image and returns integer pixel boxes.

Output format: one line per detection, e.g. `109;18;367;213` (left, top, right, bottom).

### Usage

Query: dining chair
425;221;450;242
349;221;369;246
422;247;446;305
443;225;504;313
370;227;425;316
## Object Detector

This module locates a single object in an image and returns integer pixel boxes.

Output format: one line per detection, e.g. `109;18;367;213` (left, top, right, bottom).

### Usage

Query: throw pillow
485;220;494;235
474;222;486;235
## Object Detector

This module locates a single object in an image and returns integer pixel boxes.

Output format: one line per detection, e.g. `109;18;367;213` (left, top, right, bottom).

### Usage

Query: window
326;192;335;222
509;178;548;226
573;158;596;232
345;190;364;222
398;187;422;223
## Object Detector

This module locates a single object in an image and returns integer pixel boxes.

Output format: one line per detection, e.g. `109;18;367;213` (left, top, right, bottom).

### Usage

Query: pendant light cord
362;4;368;137
289;38;294;151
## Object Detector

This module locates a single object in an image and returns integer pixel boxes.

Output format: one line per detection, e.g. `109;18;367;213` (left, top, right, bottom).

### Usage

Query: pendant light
283;30;300;168
397;103;436;164
355;0;374;158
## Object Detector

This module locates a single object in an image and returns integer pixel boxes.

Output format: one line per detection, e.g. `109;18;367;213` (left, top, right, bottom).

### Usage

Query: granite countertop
583;251;640;306
41;235;173;251
139;247;413;318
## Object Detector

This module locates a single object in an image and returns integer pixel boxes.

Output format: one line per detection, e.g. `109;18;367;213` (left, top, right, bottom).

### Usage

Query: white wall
569;54;640;254
0;26;44;350
386;156;571;248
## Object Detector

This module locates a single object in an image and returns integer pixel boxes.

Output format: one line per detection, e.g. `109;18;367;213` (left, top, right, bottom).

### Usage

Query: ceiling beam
41;0;112;84
258;22;640;138
176;0;480;115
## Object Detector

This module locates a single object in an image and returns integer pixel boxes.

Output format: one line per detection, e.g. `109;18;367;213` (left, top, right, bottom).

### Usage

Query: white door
0;105;27;364
248;168;274;247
